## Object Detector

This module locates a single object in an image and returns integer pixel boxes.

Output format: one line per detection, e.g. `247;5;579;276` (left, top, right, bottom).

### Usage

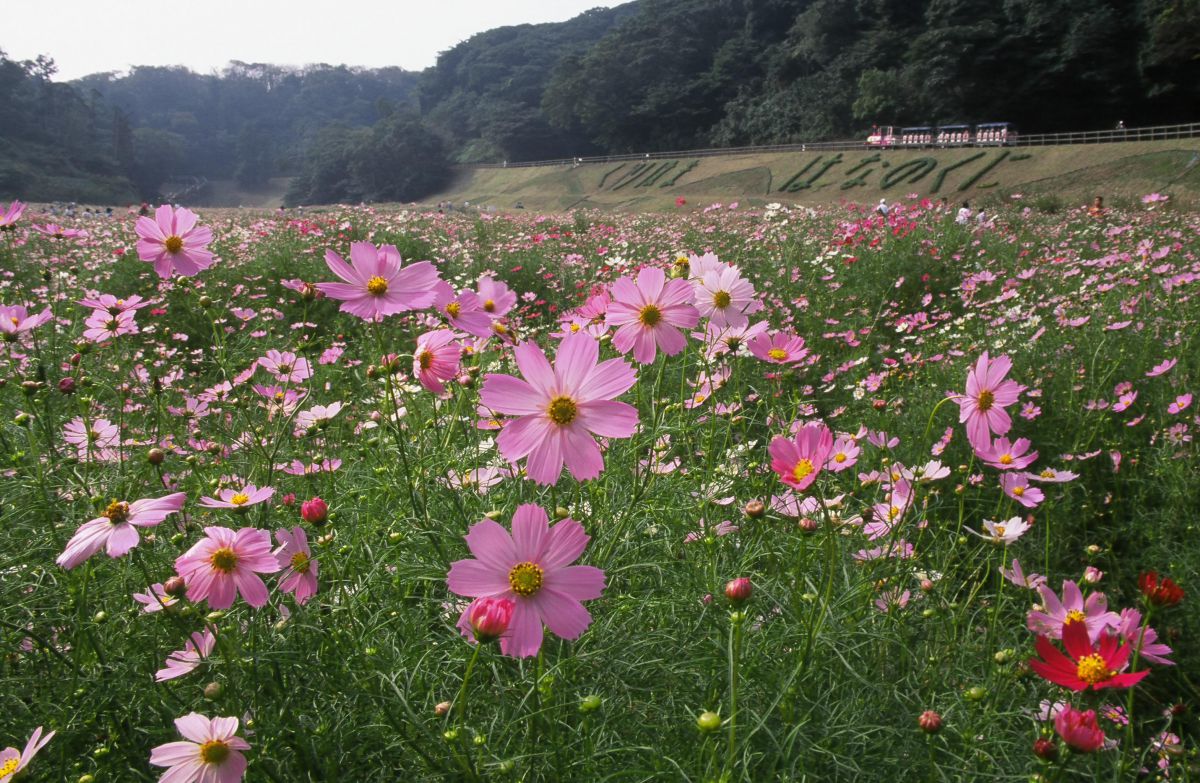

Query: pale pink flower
1146;358;1177;377
475;275;517;319
273;527;318;605
748;331;809;365
174;527;279;609
198;484;274;510
957;352;1024;450
1167;393;1192;414
0;725;54;780
82;309;138;343
134;583;180;613
57;493;186;569
317;242;440;321
968;516;1031;544
156;630;216;682
999;472;1043;507
135;205;215;278
62;417;120;461
149;713;249;783
295;402;343;431
693;266;758;329
1000;558;1047;589
825;435;859;472
0;200;26;229
0;304;53;343
433;282;493;337
977;437;1038;470
605;266;699;363
1027;580;1120;642
413;329;462;396
258;350;312;383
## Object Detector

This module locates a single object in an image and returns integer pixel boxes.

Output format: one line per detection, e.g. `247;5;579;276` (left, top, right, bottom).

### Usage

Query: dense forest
2;0;1197;204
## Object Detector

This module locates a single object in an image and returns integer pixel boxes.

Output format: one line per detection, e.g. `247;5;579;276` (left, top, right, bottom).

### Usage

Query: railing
467;121;1200;170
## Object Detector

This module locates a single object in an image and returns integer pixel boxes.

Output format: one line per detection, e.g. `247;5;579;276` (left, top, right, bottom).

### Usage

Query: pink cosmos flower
0;726;54;780
135;205;215;278
413;329;462;396
476;275;517;318
82;309;138;343
33;223;87;240
62;417;120;461
317;241;440;321
693;266;759;329
480;332;637;485
174;527;279;609
1146;358;1177;377
825;435;859;472
957;352;1024;450
748;331;809;365
294;402;343;431
198;484;274;510
1117;609;1173;666
0;304;53;343
694;320;769;360
273;526;318;605
446;466;509;494
1167;393;1192;414
1029;467;1078;483
57;493;186;569
968;516;1031;544
977;437;1038;470
1027;580;1120;642
149;713;249;783
433;281;493;337
0;200;26;229
446;504;605;658
1054;706;1105;752
863;481;915;540
258;350;312;383
134;583;180;613
999;558;1047;589
768;422;834;492
156;629;216;682
605;266;699;363
78;293;154;315
999;472;1043;507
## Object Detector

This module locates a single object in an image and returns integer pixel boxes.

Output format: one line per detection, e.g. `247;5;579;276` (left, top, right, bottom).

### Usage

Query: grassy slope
434;139;1200;211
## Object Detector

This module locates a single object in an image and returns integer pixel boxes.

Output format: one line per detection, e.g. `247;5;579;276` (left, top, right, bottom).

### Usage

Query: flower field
0;196;1197;781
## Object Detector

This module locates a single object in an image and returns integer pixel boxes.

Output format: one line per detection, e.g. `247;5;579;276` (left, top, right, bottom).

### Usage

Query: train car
936;124;972;146
899;126;933;147
866;125;896;148
975;122;1016;146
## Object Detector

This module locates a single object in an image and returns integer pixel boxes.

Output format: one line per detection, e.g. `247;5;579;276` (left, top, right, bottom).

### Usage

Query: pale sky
2;0;624;81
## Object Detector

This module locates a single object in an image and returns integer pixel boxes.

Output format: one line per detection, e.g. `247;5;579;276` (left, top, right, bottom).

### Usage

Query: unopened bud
204;681;223;700
434;701;452;717
744;500;766;519
1033;738;1058;761
918;710;942;734
147;447;165;465
164;576;187;596
696;711;721;732
724;577;752;603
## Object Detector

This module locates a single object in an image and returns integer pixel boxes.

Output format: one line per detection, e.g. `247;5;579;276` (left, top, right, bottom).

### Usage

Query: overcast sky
2;0;623;81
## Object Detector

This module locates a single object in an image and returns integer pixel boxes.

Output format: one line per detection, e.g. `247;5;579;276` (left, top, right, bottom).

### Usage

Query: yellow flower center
9;317;18;326
230;493;250;505
1075;653;1114;685
1066;610;1087;624
199;739;231;765
366;276;388;295
445;302;461;318
999;453;1013;465
290;551;311;573
977;389;995;412
712;290;732;309
1040;469;1055;478
418;350;434;370
767;348;788;361
546;396;578;426
792;459;814;483
994;525;1007;537
834;452;847;463
103;500;130;524
1;757;20;778
210;547;239;574
638;304;663;327
888;505;901;520
164;235;184;254
274;391;285;401
508;561;544;596
1012;486;1025;497
483;299;495;312
569;323;581;332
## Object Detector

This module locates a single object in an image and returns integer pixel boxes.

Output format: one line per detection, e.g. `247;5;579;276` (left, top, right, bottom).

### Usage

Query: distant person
956;201;972;224
1089;196;1106;218
876;198;889;217
1116;120;1125;130
976;209;988;225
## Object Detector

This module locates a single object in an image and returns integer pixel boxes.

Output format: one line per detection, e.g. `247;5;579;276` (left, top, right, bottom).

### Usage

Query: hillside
434;140;1200;211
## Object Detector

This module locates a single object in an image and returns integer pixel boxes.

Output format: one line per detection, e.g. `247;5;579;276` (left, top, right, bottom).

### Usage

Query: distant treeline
2;0;1197;204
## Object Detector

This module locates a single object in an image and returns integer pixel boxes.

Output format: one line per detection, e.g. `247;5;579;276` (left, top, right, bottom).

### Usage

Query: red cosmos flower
1139;572;1184;607
1029;619;1149;692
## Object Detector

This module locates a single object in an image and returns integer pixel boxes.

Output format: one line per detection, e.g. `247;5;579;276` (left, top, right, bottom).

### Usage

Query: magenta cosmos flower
1027;580;1120;642
769;422;834;491
957;352;1023;450
413;329;462;396
135;205;215;279
149;713;249;783
447;504;605;657
0;726;54;780
174;527;279;609
273;526;318;605
57;492;186;569
317;242;440;321
480;332;637;485
198;484;274;511
605;266;699;363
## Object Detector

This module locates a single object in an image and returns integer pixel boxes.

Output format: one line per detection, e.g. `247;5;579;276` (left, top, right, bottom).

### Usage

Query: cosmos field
0;195;1197;781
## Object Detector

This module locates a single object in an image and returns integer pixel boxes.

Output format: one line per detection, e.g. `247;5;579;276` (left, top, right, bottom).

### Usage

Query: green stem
723;612;744;781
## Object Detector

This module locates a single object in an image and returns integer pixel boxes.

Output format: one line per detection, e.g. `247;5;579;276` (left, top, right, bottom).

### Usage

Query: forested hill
2;0;1197;205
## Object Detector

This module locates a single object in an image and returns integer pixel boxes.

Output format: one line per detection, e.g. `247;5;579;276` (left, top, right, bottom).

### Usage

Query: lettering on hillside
773;151;1033;194
598;160;700;191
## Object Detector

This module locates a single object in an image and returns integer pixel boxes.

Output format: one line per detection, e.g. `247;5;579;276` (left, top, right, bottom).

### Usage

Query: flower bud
301;497;329;525
466;596;515;643
1033;738;1058;761
198;295;212;308
164;575;187;597
434;701;452;717
554;506;570;520
798;517;819;533
696;711;721;732
147;447;165;465
918;710;942;734
204;681;224;700
744;500;766;519
724;577;752;603
58;377;77;394
579;694;602;713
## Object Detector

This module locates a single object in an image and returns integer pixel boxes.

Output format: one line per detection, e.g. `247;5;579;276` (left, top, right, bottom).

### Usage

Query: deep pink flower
605;266;699;363
0;725;54;779
174;527;279;609
273;526;318;605
299;497;328;524
748;331;809;365
135;205;215;278
1054;706;1105;752
460;596;515;643
1117;609;1174;666
724;577;753;603
57;492;186;569
999;472;1043;507
480;332;637;485
957;352;1024;450
198;484;274;510
149;713;249;783
977;437;1038;470
1168;393;1192;414
317;242;440;321
1030;619;1149;692
156;629;216;682
768;423;834;491
413;329;462;395
0;304;53;343
133;583;180;613
447;504;605;658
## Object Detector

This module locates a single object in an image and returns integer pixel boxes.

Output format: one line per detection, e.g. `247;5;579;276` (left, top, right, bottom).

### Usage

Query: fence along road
468;122;1200;170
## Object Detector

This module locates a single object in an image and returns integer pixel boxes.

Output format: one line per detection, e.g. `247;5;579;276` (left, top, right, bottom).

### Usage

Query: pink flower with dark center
198;484;274;511
149;713;250;783
476;276;517;319
0;725;54;780
413;329;462;396
1027;580;1120;642
135;205;215;279
605;266;699;363
748;331;809;365
480;332;637;485
258;350;312;383
57;492;186;569
33;223;87;240
957;352;1024;450
977;437;1038;470
78;293;154;316
769;423;834;492
273;526;318;605
0;304;53;343
174;526;279;610
317;242;440;321
447;504;605;658
433;281;493;337
156;629;216;682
